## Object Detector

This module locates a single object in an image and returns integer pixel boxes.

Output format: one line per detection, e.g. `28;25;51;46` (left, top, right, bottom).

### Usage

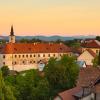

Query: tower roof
10;25;14;36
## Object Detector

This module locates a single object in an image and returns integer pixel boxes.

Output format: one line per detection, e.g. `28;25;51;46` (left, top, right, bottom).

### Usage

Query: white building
0;26;72;72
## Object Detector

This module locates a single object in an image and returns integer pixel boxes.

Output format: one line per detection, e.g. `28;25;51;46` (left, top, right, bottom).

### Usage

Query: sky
0;0;100;36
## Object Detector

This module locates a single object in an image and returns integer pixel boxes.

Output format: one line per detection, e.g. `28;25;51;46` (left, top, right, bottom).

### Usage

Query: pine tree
0;70;16;100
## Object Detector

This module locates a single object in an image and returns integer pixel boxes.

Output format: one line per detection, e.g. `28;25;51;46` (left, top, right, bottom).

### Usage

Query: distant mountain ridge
0;35;96;41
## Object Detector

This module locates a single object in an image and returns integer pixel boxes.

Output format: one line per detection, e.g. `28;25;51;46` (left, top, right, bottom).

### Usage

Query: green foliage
0;70;16;100
63;40;81;48
5;70;50;100
44;55;79;96
96;36;100;41
93;52;100;67
1;66;9;77
20;38;42;43
4;55;79;100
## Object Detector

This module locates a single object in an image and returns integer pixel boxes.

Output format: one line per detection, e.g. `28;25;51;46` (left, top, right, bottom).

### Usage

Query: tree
96;36;100;41
0;70;16;100
1;66;10;77
44;55;79;96
93;51;100;67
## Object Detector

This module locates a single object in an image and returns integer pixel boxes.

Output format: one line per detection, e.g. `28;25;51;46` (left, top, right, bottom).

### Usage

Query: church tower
9;25;15;43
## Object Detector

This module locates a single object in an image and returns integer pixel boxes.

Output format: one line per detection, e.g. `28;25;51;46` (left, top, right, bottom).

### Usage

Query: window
15;55;17;58
19;55;21;58
33;61;35;63
60;54;62;56
30;61;32;64
48;54;50;57
3;55;5;59
38;54;40;57
23;55;24;58
26;55;28;58
23;61;25;64
53;54;55;57
30;55;32;57
43;54;45;57
3;62;5;65
96;50;98;54
14;61;17;65
34;55;35;57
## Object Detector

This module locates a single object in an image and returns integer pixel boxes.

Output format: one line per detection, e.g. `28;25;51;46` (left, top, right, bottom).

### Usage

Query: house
77;49;96;65
0;26;72;72
81;40;100;55
55;67;100;100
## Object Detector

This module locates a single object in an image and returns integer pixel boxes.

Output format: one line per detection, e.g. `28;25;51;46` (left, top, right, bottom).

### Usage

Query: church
0;26;72;71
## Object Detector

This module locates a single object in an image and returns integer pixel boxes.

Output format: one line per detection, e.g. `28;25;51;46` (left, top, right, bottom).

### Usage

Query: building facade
0;27;72;71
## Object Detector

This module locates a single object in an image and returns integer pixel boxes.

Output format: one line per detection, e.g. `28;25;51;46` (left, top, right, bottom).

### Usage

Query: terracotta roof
57;87;82;100
77;67;100;87
86;49;96;58
0;43;71;54
81;40;100;48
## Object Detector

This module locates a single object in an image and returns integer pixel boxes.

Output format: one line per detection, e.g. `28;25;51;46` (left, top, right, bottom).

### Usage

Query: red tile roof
77;67;100;87
57;87;82;100
81;40;100;48
0;43;71;54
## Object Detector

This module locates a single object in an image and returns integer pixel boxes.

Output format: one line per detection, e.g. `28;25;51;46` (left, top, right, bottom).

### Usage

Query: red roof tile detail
0;43;71;54
81;40;100;48
57;87;81;100
77;67;100;87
